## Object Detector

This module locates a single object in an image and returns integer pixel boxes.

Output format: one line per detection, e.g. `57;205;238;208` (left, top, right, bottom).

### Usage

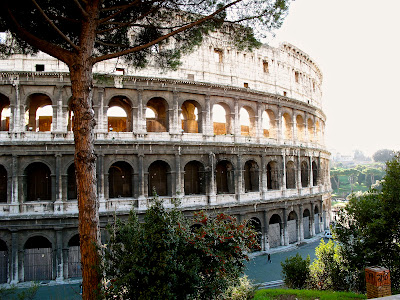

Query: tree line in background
283;153;400;294
330;149;395;199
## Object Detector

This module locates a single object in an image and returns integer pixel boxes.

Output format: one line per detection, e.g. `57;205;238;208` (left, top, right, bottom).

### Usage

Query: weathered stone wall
287;219;297;244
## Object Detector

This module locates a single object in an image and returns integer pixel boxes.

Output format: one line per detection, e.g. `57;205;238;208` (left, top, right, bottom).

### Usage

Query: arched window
0;239;8;283
312;161;318;186
269;214;282;248
68;234;81;278
267;161;279;190
24;236;53;281
67;164;77;200
216;160;234;194
0;165;7;202
26;94;53;132
287;211;298;244
181;100;201;133
282;113;292;140
212;103;230;135
184;161;205;195
301;161;309;187
146;97;168;132
0;93;10;131
240;107;255;136
109;161;133;198
25;162;51;201
262;110;276;138
107;96;132;132
244;160;259;192
148;160;171;196
285;161;296;189
296;115;305;141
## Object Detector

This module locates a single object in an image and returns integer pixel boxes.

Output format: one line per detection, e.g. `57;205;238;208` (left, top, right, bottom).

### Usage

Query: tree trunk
69;59;100;299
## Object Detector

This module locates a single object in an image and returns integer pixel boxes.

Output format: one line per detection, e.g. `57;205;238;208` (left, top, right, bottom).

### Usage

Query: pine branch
73;0;89;19
94;0;242;63
98;0;142;24
31;0;80;52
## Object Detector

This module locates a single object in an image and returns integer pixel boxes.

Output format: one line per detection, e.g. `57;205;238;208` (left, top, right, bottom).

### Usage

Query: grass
253;289;366;300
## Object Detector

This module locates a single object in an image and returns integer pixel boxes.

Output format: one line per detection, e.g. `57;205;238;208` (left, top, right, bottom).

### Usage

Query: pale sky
269;0;400;157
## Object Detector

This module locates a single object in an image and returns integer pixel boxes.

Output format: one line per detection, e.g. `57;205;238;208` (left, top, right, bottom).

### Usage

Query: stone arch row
0;233;81;283
0;200;325;283
0;155;323;203
0;90;325;143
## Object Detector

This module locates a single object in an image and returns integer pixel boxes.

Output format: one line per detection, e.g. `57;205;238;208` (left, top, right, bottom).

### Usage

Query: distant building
0;38;331;283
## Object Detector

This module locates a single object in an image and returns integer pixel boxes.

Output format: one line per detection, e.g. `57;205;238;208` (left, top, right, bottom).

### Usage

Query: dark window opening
25;162;51;201
244;160;259;192
109;161;133;198
184;161;205;195
35;64;45;72
67;164;77;200
148;160;171;196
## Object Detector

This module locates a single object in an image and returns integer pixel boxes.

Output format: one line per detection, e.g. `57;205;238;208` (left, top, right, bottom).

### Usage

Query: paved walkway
244;233;325;284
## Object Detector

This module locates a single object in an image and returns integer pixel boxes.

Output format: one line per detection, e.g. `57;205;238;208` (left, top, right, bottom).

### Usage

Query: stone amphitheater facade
0;39;331;283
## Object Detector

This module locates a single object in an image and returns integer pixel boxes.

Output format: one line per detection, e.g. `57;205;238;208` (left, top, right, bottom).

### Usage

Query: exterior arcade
0;39;331;283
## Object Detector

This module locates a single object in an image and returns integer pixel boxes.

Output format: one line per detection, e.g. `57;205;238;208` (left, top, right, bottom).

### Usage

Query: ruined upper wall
0;38;323;108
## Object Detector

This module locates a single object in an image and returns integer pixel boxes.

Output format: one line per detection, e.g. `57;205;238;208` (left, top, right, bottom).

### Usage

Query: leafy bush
281;253;310;289
100;198;258;299
308;239;347;291
222;275;256;300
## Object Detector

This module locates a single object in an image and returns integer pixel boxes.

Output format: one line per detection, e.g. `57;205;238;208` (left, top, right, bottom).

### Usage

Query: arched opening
244;160;259;192
184;161;205;195
303;209;311;239
0;239;8;283
67;164;77;200
216;160;234;194
316;120;321;143
314;205;320;234
296;115;305;141
146;97;169;132
240;107;255;136
68;234;81;278
148;160;171;196
181;100;201;133
25;162;51;201
0;93;10;131
312;161;318;186
285;161;296;189
26;94;53;132
269;214;282;248
287;211;298;244
247;217;262;251
109;161;133;198
0;165;7;202
267;161;279;190
282;113;292;140
24;236;53;281
307;118;314;142
212;103;230;135
262;109;276;138
107;96;132;132
301;161;309;187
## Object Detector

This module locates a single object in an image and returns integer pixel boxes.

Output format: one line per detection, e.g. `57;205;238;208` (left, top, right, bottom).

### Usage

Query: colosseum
0;37;331;283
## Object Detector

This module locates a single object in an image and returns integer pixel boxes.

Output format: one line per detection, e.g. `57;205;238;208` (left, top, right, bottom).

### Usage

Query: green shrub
281;253;310;289
100;198;258;299
222;275;256;300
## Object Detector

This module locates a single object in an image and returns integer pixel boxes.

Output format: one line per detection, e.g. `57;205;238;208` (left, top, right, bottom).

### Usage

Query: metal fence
24;248;53;281
68;246;82;278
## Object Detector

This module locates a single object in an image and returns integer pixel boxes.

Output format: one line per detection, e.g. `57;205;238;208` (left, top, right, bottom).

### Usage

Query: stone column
12;79;21;132
204;94;212;136
54;154;63;213
236;154;243;201
280;221;285;246
255;102;262;139
277;106;282;143
208;152;216;204
292;113;297;142
95;88;106;132
10;231;19;283
281;151;286;191
138;154;145;200
169;91;180;135
11;155;19;214
136;89;146;134
261;155;267;200
304;112;309;143
234;98;240;136
55;229;64;281
309;155;314;188
175;152;182;197
297;152;302;190
298;204;304;242
283;207;289;246
97;154;105;201
263;210;270;251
